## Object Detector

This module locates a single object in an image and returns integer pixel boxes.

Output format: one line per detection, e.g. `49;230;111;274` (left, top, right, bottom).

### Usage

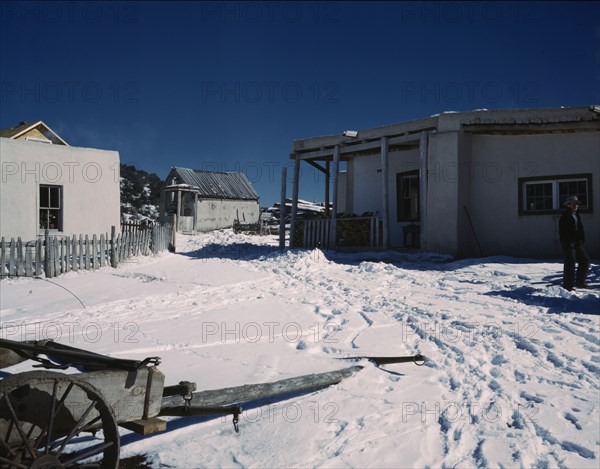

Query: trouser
561;241;590;289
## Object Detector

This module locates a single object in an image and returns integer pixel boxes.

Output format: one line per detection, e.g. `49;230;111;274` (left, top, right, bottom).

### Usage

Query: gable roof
167;167;259;200
0;121;69;145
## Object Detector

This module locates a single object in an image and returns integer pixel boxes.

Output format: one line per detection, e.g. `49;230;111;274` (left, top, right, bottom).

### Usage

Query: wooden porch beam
330;146;340;249
305;159;329;175
289;157;300;248
294;133;423;160
380;137;389;248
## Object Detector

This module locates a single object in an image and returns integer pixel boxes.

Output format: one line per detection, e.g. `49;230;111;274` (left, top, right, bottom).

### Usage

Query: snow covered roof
292;105;600;155
167;167;259;201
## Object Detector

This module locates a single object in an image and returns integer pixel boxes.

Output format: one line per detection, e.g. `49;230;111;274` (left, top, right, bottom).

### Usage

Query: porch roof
291;105;600;161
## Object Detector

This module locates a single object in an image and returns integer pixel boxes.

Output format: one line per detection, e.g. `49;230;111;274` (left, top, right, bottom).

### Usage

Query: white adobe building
289;106;600;258
0;121;121;240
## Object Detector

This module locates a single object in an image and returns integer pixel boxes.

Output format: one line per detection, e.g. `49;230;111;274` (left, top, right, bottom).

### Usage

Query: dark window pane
525;182;552;210
40;210;48;229
558;180;587;206
50;186;60;208
48;210;60;229
397;172;419;220
40;186;49;208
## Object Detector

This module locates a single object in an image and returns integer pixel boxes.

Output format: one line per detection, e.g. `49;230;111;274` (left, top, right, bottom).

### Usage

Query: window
396;170;420;221
519;174;592;215
39;185;62;230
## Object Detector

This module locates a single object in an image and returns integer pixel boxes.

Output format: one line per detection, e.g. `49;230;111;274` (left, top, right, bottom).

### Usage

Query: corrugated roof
170;167;259;200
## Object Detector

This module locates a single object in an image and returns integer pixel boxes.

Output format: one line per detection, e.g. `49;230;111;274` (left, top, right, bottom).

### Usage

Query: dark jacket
559;211;585;243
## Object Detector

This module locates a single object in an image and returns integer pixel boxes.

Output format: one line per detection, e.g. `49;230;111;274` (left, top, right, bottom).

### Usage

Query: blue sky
1;1;599;206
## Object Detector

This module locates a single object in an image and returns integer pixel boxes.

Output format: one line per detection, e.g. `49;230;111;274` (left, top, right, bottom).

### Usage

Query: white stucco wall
194;198;260;232
0;137;121;240
422;130;461;254
464;131;600;258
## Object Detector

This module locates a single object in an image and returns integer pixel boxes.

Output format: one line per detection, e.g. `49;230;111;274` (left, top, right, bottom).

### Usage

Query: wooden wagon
0;338;424;468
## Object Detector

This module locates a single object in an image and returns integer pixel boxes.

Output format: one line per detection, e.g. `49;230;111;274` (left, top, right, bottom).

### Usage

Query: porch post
289;156;300;247
193;192;199;231
418;131;429;250
380;136;389;248
176;190;182;232
279;166;287;249
330;145;340;249
325;160;330;217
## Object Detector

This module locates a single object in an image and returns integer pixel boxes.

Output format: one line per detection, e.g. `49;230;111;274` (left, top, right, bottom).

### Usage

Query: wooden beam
325;160;330;217
160;365;363;409
418;131;429;250
330;146;340;248
119;417;167;436
289;157;300;248
295;133;424;161
279;167;287;249
380;137;389;248
305;159;329;174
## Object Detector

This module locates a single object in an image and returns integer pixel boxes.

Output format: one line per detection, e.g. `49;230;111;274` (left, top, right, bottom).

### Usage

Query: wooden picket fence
0;223;172;279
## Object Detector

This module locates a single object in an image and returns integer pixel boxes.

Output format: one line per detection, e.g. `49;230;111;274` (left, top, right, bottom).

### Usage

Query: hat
563;196;582;207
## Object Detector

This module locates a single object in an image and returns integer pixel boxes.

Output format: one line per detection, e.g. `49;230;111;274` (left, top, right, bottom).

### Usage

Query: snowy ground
1;230;599;468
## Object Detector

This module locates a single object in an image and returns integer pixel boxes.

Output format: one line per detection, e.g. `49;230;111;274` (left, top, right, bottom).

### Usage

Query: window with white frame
519;174;592;214
39;185;63;230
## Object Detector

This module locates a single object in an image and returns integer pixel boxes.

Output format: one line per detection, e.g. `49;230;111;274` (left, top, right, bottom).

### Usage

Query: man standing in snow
559;196;590;291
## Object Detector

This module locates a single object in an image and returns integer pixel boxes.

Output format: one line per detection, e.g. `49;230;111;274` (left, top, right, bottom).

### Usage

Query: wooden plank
0;237;6;278
72;235;78;272
64;237;70;273
279;168;287;249
111;226;117;268
59;237;65;274
35;238;42;276
25;243;33;277
119;417;167;435
16;238;24;276
330;145;340;248
380;136;389;248
289;157;300;248
85;235;91;270
44;229;50;278
53;237;60;275
78;235;84;271
100;234;106;267
418;131;429;251
48;237;56;278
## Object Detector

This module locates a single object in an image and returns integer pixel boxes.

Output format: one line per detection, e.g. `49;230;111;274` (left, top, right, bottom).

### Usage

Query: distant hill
120;164;162;221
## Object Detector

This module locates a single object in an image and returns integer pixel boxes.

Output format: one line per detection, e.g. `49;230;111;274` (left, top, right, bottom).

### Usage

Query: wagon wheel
0;371;119;469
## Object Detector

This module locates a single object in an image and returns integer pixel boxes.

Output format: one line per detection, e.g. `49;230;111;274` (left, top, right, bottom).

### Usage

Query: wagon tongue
338;354;426;366
0;338;161;371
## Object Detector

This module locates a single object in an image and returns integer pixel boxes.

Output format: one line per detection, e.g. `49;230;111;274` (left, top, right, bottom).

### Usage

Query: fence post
49;236;56;278
16;237;24;276
53;237;59;276
0;237;5;278
111;226;117;268
92;235;98;269
65;237;71;273
44;229;51;278
25;242;33;277
72;234;78;272
35;238;42;276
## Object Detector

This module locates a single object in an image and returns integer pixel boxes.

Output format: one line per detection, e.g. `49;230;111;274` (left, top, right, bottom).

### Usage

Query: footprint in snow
564;412;583;430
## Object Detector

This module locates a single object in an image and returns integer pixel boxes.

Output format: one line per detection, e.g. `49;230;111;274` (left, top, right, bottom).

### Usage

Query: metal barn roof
169;167;259;200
